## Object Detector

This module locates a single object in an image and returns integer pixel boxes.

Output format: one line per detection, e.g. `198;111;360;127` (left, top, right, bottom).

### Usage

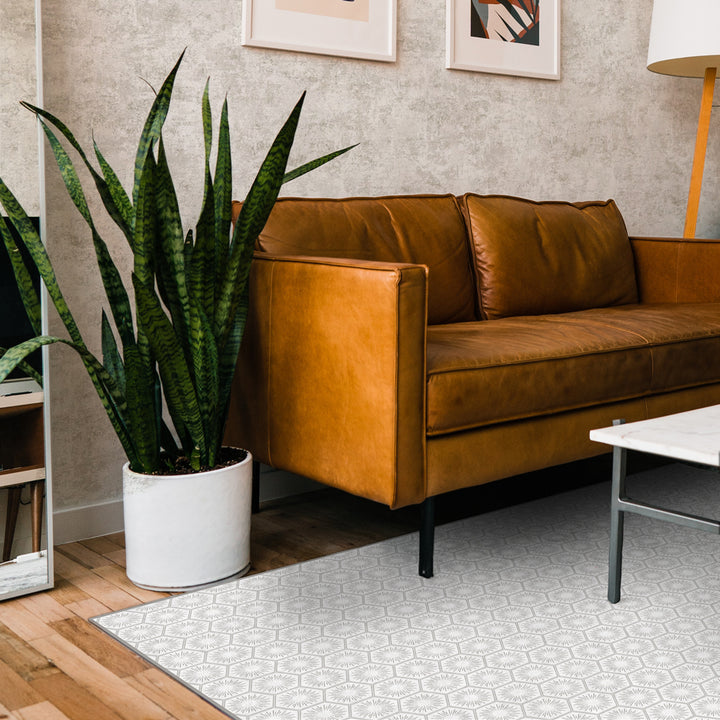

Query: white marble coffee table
590;406;720;603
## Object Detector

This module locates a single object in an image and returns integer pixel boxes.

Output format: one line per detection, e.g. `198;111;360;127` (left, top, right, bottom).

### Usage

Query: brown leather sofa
225;194;720;576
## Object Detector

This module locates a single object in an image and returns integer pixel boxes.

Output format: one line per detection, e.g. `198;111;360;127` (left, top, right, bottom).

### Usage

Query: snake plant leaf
93;139;134;238
215;93;306;346
0;336;57;384
189;299;220;465
133;149;158;287
283;144;358;185
0;334;139;467
132;273;207;462
0;178;85;348
0;348;43;386
124;342;160;472
37;119;136;347
155;139;191;353
101;309;126;397
216;280;249;435
191;166;216;321
214;98;232;294
132;50;185;213
21;102;134;246
0;218;41;335
202;79;212;172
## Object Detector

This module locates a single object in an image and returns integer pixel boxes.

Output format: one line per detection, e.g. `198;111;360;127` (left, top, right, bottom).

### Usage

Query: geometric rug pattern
92;464;720;720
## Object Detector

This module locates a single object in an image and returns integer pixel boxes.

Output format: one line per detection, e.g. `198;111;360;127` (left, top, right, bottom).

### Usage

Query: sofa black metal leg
251;460;261;514
419;497;435;578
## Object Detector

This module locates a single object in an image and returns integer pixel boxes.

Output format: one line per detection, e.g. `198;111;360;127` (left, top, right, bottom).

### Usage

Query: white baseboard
52;465;322;545
53;499;124;545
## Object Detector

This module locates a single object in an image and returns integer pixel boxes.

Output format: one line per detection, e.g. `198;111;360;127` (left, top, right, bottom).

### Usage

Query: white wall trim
53;499;124;545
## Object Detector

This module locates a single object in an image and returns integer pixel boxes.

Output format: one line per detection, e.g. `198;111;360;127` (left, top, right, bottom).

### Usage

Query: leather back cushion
245;195;477;325
461;194;639;320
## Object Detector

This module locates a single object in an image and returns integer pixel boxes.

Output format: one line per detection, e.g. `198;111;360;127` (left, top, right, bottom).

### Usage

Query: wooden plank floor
0;456;625;719
0;488;424;720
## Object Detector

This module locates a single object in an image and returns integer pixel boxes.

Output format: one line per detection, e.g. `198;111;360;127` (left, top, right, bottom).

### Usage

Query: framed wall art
242;0;397;63
446;0;561;80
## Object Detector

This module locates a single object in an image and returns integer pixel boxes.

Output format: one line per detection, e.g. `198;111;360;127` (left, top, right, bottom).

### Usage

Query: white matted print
447;0;560;80
242;0;397;62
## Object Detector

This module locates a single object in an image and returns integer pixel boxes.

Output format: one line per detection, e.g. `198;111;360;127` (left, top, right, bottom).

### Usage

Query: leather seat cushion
461;194;639;320
251;195;477;325
427;303;720;435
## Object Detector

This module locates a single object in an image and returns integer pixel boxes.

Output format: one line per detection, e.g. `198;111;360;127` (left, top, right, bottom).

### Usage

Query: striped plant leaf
0;348;43;386
132;274;207;463
133;149;157;287
0;178;85;348
37;119;135;347
124;342;160;471
0;334;139;467
0;218;41;335
21;102;134;246
94;140;134;237
215;93;305;346
155;139;191;354
216;280;249;437
213;98;232;299
132;51;185;213
101;310;126;397
189;300;219;466
283;144;357;185
0;336;57;385
190;168;216;322
202;79;213;173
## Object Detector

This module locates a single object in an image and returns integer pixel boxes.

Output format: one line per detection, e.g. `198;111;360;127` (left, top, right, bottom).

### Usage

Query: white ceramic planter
122;450;253;591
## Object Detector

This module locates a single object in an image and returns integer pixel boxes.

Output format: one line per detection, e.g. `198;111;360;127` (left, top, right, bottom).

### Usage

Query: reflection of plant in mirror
0;51;353;473
0;221;43;386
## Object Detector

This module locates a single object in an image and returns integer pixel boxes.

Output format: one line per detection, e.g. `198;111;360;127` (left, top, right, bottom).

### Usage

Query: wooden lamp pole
684;67;717;239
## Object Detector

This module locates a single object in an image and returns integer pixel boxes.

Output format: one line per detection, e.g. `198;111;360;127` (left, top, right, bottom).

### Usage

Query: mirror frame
0;0;53;601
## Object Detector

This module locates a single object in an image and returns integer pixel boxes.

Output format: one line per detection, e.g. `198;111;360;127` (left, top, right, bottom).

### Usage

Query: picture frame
242;0;397;63
446;0;561;80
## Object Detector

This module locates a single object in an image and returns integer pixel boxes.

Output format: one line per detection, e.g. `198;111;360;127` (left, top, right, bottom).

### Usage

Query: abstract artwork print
471;0;540;46
275;0;370;22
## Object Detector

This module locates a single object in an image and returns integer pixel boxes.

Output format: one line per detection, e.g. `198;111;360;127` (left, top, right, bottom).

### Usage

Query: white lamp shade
648;0;720;77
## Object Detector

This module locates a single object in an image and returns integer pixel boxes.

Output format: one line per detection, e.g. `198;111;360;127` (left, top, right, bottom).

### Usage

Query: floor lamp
647;0;720;239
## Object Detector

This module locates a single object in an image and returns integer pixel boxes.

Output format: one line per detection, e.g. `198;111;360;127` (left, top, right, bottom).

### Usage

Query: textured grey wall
1;1;40;214
10;1;720;517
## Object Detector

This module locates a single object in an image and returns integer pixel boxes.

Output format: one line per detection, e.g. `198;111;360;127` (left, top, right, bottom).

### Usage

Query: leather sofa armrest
224;253;429;509
630;236;720;304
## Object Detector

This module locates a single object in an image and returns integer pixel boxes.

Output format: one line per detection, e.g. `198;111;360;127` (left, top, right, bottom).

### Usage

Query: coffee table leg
608;442;627;603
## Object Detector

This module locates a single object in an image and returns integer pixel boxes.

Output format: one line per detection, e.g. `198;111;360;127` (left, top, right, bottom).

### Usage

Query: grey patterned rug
92;464;720;720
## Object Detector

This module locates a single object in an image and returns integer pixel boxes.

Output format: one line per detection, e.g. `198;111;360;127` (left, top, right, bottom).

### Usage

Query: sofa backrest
249;195;477;325
460;194;639;320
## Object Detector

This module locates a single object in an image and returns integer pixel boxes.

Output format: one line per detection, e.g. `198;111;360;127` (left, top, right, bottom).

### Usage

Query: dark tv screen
0;216;42;378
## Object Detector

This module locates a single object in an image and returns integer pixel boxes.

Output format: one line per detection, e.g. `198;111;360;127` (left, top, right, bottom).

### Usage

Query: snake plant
0;52;353;473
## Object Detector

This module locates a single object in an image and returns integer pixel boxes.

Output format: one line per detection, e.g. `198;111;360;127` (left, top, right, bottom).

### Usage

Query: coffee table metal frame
590;408;720;604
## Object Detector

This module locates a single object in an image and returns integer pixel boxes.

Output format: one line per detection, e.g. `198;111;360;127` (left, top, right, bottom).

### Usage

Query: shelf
0;465;45;489
0;396;44;476
0;392;44;418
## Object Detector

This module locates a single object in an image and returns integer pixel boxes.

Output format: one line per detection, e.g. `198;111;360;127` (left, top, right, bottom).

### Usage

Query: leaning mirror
0;0;53;600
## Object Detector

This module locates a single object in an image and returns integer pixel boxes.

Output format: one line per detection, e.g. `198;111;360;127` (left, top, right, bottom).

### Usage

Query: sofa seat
427;302;720;435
